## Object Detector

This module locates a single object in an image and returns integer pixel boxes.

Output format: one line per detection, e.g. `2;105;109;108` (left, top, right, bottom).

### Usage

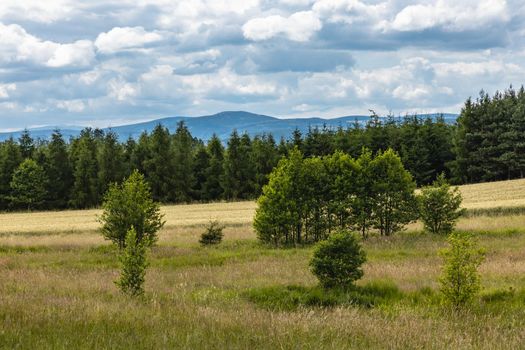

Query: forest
0;86;524;211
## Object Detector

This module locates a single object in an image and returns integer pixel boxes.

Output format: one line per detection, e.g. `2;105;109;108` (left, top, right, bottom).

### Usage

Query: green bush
439;232;485;307
310;231;366;289
115;227;148;297
418;174;464;235
199;220;225;246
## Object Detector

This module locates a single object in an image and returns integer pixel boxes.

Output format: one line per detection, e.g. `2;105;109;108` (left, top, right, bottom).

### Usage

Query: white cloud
243;11;322;42
95;27;163;54
56;99;86;112
0;0;75;23
0;84;16;98
391;0;509;32
108;78;140;102
0;22;95;67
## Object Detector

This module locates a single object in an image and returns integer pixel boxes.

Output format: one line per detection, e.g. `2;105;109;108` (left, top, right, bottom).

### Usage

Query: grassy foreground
2;180;525;349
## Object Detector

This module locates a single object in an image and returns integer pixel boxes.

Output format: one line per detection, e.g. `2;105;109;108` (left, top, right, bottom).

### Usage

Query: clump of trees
99;170;164;296
254;148;417;245
418;174;464;235
310;231;366;289
439;232;485;307
99;170;165;249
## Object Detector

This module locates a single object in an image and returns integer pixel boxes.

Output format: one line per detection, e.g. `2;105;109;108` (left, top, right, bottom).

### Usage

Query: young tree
310;231;366;289
99;170;165;248
9;159;48;210
369;149;417;236
115;227;148;297
199;220;225;246
440;232;485;308
418;174;464;235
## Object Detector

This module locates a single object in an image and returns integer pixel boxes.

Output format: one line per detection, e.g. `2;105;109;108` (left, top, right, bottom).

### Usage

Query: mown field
2;179;525;349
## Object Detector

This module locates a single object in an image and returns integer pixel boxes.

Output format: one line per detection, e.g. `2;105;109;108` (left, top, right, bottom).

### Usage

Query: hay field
2;180;525;348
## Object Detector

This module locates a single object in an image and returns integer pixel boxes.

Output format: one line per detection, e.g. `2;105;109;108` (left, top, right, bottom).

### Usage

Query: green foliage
418;174;465;234
199;220;225;246
44;130;72;208
244;281;401;311
9;159;48;210
439;232;485;307
369;149;418;236
115;227;148;297
69;129;99;208
99;170;165;248
310;231;366;289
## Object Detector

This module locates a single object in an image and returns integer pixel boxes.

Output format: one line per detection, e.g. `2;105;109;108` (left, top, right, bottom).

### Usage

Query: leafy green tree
9;159;48;210
203;134;224;201
352;149;375;238
310;231;366;289
44;130;72;208
115;227;148;297
439;232;485;307
99;170;165;248
369;149;417;236
418;174;464;235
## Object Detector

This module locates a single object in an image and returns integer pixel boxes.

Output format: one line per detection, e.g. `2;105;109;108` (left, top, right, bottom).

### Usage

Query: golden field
2;179;525;349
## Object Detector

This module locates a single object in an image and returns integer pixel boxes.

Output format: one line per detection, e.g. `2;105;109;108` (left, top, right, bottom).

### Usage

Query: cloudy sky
0;0;523;130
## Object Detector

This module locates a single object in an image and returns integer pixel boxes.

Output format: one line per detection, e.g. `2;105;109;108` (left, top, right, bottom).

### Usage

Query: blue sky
0;0;523;130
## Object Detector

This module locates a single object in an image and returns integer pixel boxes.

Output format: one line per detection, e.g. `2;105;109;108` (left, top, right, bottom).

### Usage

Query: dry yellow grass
458;177;525;209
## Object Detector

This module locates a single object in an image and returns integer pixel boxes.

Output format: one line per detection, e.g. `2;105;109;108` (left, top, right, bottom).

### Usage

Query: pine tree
98;131;125;196
144;125;175;202
192;143;210;201
222;130;242;200
44;130;73;208
69;129;99;208
172;121;195;202
0;138;23;209
18;129;35;159
203;134;224;201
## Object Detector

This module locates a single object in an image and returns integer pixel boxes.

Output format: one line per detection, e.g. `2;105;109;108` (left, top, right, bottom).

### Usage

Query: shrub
310;231;366;289
439;232;485;307
99;170;165;248
199;220;225;246
418;174;464;235
115;227;148;297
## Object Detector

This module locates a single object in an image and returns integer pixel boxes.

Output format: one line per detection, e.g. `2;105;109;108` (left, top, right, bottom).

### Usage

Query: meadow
2;180;525;349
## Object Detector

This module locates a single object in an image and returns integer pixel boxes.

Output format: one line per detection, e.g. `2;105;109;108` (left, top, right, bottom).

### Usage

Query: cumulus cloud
0;84;16;98
390;0;509;32
243;11;322;41
0;22;95;67
95;27;164;54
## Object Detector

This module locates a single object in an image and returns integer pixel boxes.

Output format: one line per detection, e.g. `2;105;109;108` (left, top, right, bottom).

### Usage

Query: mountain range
0;111;458;142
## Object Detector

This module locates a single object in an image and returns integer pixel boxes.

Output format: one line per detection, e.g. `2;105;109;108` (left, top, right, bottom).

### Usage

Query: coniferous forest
1;87;524;211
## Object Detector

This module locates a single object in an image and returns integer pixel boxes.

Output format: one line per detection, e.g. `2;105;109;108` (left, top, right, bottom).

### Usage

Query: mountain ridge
0;111;458;142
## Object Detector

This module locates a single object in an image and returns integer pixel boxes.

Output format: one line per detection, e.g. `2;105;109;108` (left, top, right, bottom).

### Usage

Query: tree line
0;86;523;210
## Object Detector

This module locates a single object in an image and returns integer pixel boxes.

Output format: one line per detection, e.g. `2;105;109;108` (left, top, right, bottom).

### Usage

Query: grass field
2;179;525;349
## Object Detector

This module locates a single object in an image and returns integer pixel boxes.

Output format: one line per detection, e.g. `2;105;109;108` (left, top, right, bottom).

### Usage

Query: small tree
116;227;148;296
419;174;465;235
439;232;485;308
310;231;367;289
99;170;165;248
10;159;48;210
199;220;225;246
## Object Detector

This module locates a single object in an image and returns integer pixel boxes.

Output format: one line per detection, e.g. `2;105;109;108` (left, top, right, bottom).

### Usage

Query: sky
0;0;524;130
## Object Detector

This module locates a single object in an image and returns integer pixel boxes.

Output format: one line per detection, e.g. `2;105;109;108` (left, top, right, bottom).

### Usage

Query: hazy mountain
0;111;458;142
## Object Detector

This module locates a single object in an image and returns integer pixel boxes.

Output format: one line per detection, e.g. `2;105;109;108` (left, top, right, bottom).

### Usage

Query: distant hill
0;111;458;142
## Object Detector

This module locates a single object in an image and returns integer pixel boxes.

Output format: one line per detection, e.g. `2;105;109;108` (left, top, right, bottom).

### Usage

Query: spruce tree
203;134;224;201
45;130;73;208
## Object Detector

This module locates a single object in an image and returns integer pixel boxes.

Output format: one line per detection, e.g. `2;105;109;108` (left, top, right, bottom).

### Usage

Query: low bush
199;220;225;246
310;231;366;289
